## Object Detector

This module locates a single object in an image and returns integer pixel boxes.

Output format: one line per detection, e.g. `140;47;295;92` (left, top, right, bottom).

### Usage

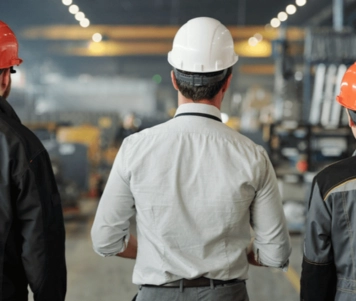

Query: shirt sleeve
300;180;336;301
251;148;292;269
16;150;67;301
91;138;135;257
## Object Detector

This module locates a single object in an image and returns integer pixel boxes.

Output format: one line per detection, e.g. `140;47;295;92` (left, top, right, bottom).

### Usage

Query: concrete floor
29;198;302;301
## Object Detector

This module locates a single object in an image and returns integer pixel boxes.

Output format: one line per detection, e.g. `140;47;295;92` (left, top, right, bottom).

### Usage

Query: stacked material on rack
304;29;356;62
309;63;347;126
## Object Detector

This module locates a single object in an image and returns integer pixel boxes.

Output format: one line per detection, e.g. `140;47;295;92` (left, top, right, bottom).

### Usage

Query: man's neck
178;93;221;110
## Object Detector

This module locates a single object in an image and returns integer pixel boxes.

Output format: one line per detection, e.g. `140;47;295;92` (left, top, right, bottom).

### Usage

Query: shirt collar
174;103;222;120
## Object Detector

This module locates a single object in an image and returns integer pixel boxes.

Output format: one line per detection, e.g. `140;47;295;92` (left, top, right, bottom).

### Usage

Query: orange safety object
0;21;23;69
336;63;356;110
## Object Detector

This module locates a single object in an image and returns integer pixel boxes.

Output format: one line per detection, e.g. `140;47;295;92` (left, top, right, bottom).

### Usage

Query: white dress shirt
91;103;291;285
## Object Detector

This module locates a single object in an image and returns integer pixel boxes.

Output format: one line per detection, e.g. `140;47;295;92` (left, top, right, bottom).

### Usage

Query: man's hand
246;237;262;266
116;235;138;259
247;251;262;266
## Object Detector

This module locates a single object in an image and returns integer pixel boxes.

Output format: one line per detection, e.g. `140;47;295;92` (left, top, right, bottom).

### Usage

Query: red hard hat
336;63;356;110
0;21;23;69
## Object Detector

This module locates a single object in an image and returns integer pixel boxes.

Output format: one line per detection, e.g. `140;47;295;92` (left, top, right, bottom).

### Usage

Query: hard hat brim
0;58;23;69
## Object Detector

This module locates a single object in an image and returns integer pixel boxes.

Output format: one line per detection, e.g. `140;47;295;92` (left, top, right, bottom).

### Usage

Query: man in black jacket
0;21;66;300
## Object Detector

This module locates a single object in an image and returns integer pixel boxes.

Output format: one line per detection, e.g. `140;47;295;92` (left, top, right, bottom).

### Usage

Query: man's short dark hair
175;67;233;101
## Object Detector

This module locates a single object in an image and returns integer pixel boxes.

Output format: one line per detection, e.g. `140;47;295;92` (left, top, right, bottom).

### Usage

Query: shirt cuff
254;247;290;272
93;234;131;257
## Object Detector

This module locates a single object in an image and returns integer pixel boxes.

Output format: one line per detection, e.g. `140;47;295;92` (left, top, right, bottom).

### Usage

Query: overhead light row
246;0;307;48
270;0;307;28
61;0;102;43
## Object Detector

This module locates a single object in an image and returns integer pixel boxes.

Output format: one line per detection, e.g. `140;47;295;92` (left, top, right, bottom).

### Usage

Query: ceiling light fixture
80;18;90;28
286;4;297;14
270;18;281;28
254;33;263;42
92;33;102;43
278;12;288;22
69;4;79;14
296;0;307;6
248;37;259;47
75;11;85;21
62;0;72;5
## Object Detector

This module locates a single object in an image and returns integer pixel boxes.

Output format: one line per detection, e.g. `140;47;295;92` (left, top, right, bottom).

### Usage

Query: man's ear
0;68;11;96
347;109;355;127
221;74;233;93
171;70;179;91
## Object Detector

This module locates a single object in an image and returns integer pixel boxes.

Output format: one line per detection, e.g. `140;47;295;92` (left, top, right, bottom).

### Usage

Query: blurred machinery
27;123;87;216
26;117;116;216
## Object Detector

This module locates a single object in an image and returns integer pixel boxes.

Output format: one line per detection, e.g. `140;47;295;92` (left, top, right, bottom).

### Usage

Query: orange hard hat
336;63;356;110
0;21;23;69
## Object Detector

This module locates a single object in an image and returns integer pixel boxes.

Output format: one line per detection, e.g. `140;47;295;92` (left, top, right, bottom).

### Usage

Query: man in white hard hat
91;17;291;301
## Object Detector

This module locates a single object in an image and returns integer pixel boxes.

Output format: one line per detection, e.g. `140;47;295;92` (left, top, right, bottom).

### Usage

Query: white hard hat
168;17;238;73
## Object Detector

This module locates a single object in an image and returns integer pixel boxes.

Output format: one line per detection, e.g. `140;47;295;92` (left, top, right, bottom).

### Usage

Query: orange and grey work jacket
0;97;66;301
301;154;356;301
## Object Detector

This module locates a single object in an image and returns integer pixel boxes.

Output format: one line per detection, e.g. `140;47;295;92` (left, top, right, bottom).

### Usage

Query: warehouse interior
1;0;356;300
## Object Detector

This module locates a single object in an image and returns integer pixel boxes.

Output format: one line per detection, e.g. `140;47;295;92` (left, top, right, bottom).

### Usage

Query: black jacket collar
0;96;21;123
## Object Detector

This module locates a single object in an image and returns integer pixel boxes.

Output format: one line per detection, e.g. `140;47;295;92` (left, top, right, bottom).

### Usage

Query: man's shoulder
125;119;263;147
124;120;172;140
315;156;356;199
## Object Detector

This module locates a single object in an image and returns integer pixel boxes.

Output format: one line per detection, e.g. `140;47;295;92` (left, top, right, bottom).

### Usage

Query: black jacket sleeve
15;150;67;301
300;180;336;301
300;257;336;301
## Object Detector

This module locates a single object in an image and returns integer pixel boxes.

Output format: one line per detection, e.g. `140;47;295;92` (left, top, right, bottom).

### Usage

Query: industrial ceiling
0;0;354;84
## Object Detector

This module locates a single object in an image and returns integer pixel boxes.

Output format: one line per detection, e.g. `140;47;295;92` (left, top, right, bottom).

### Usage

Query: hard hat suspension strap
174;68;227;87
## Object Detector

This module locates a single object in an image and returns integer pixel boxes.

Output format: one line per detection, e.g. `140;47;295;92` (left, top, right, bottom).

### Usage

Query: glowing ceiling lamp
62;0;72;5
248;37;259;47
92;33;103;43
270;18;281;28
286;4;297;14
69;4;79;14
296;0;307;6
75;12;85;21
254;33;263;42
80;18;90;28
278;12;288;22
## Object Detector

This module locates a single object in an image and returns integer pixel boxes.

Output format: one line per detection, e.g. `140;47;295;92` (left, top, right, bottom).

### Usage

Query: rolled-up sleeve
91;139;135;257
251;148;292;269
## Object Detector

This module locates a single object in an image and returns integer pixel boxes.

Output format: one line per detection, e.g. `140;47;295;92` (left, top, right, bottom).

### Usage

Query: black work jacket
0;97;66;301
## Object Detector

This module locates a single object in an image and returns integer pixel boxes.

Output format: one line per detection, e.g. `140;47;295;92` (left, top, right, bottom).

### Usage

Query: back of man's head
168;17;238;101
